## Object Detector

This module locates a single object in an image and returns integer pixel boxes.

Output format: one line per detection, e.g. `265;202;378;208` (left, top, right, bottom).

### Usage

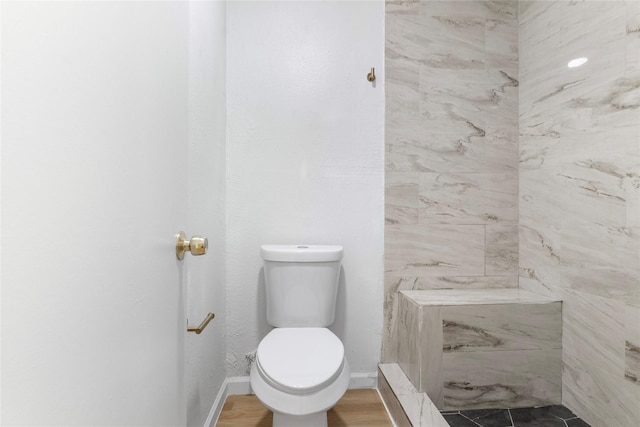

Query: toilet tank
261;245;343;328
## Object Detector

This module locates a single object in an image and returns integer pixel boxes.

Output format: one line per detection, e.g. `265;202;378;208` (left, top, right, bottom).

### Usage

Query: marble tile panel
562;290;625;387
401;288;559;306
625;339;640;384
421;306;444;407
517;222;562;262
626;165;640;228
442;348;562;410
626;1;640;75
442;302;561;352
419;68;489;134
378;363;451;427
519;2;626;107
516;0;538;27
486;224;518;275
522;79;636;147
484;1;518;71
520;66;627;130
625;304;640;384
419;172;518;224
386;224;485;277
386;128;485;173
483;68;518;128
385;54;420;120
417;1;486;70
519;167;627;228
385;172;419;225
385;0;419;16
382;288;398;363
563;349;640;427
521;223;640;304
385;12;430;63
396;293;422;391
558;227;639;302
519;126;639;174
484;126;518;173
518;275;558;302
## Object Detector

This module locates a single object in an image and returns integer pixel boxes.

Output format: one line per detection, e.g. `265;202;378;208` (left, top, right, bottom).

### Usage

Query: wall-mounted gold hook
367;67;376;82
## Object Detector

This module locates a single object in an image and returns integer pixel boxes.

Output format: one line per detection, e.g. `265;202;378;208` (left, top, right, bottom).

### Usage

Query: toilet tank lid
261;245;343;262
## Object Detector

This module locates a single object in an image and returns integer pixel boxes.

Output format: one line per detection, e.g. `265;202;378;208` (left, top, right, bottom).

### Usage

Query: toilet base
273;411;327;427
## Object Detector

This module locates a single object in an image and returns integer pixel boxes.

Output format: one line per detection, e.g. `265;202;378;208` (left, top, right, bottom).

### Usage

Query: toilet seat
256;328;344;395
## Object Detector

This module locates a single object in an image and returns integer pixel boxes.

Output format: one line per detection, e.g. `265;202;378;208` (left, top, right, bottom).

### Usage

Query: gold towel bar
187;312;215;334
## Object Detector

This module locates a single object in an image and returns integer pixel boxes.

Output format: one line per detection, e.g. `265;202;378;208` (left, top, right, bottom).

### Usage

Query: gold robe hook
367;67;376;82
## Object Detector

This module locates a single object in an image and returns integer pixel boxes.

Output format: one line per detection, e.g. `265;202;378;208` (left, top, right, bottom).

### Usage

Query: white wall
186;2;227;427
226;1;385;377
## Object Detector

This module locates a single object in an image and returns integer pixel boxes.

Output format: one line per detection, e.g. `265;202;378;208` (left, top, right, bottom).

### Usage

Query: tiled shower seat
396;289;562;411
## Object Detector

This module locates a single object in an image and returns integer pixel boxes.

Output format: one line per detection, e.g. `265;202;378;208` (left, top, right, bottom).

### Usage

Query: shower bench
393;289;562;412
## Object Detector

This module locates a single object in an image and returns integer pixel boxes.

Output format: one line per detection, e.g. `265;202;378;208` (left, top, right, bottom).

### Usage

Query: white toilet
250;244;350;427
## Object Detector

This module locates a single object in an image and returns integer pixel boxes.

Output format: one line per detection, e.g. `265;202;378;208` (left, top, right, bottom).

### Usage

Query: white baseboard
204;371;378;427
349;371;378;389
204;376;251;427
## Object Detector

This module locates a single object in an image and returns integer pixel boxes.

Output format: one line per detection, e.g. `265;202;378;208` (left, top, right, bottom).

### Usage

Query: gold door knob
175;231;208;260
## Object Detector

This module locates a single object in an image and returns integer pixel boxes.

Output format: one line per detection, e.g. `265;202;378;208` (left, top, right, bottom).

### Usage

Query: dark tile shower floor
441;405;592;427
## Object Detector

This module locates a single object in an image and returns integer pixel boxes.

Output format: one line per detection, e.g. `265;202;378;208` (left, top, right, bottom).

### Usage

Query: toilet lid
256;328;345;394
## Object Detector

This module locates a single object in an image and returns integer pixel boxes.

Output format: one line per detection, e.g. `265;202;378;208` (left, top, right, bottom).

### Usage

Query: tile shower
382;1;640;427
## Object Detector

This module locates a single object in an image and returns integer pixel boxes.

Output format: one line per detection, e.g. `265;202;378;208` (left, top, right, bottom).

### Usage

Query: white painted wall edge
204;372;379;427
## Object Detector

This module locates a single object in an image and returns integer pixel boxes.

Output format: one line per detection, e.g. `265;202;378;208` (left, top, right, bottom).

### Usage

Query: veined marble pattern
396;293;422;392
519;223;640;304
519;1;640;426
486;224;518;275
383;274;518;361
386;0;640;424
418;172;518;224
443;303;561;352
443;349;562;410
396;290;562;411
384;0;520;363
625;304;640;384
385;225;485;277
385;172;419;225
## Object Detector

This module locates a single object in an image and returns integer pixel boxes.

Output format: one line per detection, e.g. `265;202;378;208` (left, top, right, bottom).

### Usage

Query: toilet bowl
250;328;350;427
250;245;348;427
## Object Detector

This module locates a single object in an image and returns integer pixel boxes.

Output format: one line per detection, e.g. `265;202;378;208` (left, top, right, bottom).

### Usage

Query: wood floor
216;389;393;427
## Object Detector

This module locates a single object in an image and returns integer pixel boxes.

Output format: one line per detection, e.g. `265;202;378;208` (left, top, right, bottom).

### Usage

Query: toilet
250;245;350;427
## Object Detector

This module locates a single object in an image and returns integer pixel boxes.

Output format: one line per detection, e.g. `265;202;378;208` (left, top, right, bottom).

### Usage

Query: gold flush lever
175;231;208;260
367;67;376;82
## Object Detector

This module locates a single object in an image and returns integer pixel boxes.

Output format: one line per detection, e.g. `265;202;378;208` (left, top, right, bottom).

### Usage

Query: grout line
458;413;483;427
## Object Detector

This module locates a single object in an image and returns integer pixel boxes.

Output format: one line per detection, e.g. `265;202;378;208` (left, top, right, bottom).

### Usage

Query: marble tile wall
384;0;520;362
518;1;640;426
385;1;640;424
396;290;561;410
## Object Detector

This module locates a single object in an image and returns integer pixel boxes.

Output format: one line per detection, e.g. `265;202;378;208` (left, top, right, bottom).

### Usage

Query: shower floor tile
441;405;592;427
